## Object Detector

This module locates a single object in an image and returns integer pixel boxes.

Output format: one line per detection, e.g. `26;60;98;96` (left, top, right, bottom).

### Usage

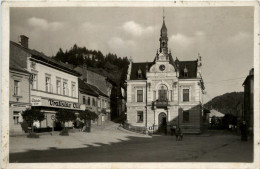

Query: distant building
126;16;205;134
10;36;83;130
9;56;31;134
242;68;254;135
208;109;224;128
75;65;112;123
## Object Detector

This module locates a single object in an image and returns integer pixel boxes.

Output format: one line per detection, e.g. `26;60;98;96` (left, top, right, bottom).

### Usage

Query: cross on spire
163;8;165;20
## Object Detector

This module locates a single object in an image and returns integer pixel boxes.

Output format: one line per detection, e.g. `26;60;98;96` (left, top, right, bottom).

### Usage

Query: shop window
137;90;143;102
183;110;189;122
137;111;143;123
183;89;189;102
14;80;20;96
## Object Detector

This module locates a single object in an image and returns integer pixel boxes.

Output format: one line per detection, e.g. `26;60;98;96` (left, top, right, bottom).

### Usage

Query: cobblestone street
9;122;253;163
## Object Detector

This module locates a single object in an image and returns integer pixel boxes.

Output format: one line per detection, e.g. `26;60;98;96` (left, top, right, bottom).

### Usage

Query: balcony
155;99;168;109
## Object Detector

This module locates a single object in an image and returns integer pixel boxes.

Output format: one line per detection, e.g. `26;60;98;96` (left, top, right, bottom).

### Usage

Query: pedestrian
175;128;183;141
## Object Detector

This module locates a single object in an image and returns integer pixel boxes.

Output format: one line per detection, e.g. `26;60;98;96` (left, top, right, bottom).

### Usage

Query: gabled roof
78;79;99;97
130;62;153;80
176;60;198;79
10;41;81;77
10;57;30;74
88;83;109;98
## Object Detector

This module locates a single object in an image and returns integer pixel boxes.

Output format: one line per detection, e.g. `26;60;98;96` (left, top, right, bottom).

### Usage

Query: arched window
158;85;167;101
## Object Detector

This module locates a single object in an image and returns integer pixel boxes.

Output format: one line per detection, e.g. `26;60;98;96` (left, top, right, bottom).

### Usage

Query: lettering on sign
48;99;80;109
31;97;42;106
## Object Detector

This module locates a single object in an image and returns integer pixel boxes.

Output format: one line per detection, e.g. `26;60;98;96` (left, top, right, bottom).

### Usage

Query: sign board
31;96;42;106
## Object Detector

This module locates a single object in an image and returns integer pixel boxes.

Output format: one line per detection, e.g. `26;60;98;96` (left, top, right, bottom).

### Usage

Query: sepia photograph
1;1;259;169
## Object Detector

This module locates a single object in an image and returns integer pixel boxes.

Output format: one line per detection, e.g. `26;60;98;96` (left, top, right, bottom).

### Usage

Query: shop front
31;96;85;130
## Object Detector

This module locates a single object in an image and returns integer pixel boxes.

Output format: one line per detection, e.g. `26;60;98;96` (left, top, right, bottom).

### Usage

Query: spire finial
163;8;165;20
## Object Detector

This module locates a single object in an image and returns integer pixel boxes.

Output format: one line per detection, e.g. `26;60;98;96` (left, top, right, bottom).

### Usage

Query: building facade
126;17;205;134
9;57;31;134
10;36;83;130
75;65;112;121
242;68;254;135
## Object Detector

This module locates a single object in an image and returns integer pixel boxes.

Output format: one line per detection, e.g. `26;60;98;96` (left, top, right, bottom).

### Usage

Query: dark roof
176;60;198;78
9;57;30;74
10;41;81;77
78;79;99;97
130;62;153;80
242;75;254;86
88;83;109;98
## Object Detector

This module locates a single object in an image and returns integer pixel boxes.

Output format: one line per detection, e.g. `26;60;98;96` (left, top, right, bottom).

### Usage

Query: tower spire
160;8;168;53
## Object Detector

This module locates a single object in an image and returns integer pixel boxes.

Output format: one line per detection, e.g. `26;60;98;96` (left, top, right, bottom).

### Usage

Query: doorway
158;112;167;133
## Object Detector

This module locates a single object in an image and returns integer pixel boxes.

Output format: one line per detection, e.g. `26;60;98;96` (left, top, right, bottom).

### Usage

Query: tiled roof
78;79;99;97
176;60;198;78
88;83;109;98
9;57;30;74
130;62;153;80
10;41;81;76
130;59;198;80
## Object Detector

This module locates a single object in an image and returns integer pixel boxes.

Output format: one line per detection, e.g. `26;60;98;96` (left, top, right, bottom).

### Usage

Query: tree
55;109;77;134
21;108;45;133
78;109;98;132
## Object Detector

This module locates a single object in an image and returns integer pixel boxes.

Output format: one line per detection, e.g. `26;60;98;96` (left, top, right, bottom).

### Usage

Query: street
10;122;253;163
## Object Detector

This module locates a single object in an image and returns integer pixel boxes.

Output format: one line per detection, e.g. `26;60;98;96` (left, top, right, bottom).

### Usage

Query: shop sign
48;99;80;109
31;96;42;106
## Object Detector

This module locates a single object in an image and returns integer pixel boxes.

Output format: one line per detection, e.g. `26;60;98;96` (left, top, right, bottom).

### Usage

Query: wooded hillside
204;92;244;117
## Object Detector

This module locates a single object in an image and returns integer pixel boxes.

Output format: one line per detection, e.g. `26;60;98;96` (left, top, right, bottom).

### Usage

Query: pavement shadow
9;133;253;163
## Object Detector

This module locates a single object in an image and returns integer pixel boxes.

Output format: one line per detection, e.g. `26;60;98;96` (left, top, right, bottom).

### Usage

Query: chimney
82;63;87;82
19;35;29;48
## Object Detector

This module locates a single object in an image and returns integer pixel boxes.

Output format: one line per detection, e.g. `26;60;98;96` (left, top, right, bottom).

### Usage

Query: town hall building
126;16;205;134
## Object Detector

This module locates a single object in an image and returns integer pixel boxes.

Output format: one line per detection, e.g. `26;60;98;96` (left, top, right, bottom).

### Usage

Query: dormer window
138;68;142;79
184;65;188;77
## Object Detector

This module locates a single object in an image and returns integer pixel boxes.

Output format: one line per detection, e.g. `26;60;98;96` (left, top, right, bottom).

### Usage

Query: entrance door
158;112;167;133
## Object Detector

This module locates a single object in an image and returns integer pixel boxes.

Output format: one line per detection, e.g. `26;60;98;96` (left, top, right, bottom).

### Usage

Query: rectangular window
88;97;91;105
45;76;51;92
183;89;189;102
13;111;20;124
183;110;189;122
14;80;20;96
92;98;95;106
71;83;76;97
137;111;143;123
56;79;61;94
153;91;156;101
32;74;37;90
63;81;68;95
83;96;86;104
137;90;143;102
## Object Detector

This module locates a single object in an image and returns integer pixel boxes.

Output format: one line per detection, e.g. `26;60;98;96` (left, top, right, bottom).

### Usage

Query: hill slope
204;92;244;116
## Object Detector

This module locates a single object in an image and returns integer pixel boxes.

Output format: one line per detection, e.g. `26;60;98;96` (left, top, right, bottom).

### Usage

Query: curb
117;127;151;137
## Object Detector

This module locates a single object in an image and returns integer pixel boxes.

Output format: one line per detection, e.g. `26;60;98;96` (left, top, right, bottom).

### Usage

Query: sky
10;7;254;103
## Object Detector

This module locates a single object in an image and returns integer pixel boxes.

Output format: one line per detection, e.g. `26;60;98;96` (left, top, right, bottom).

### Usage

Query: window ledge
13;95;23;98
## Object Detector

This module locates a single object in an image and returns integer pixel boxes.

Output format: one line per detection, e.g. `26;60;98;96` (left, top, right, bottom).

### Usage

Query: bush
20;121;29;133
